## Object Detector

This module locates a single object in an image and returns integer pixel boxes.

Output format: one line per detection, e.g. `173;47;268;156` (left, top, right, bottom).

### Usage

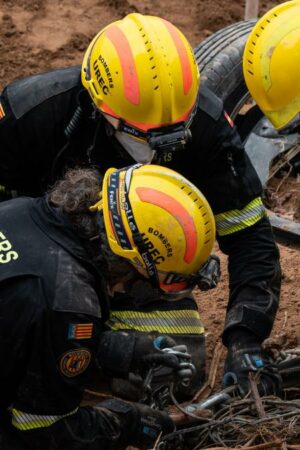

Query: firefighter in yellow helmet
0;13;281;399
0;164;214;449
243;0;300;129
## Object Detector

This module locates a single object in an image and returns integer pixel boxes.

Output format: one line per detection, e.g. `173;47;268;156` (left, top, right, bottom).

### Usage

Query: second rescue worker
1;164;214;450
0;14;282;396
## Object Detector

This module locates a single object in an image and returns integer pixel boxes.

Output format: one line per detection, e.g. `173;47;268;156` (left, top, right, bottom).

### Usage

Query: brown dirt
0;0;284;89
0;0;299;404
195;241;300;389
267;175;300;223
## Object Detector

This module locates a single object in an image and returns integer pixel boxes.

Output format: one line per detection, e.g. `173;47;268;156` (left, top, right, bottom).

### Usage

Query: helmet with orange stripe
81;13;200;162
90;164;215;295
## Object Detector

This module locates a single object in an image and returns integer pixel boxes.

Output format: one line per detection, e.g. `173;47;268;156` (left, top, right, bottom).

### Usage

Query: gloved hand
134;338;196;388
131;335;181;371
98;398;174;450
223;329;282;397
97;331;180;379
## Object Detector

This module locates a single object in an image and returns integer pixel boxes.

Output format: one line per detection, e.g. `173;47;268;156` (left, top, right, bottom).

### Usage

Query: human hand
132;335;181;370
98;398;174;450
97;331;194;383
133;335;196;385
223;337;282;397
97;331;179;378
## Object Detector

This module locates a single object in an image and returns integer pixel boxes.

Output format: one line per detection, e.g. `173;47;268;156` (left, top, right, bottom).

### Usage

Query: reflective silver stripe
215;197;266;236
12;407;78;430
107;309;205;334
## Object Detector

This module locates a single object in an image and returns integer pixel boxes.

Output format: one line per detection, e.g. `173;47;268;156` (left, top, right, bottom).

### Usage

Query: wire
169;382;211;422
159;397;300;449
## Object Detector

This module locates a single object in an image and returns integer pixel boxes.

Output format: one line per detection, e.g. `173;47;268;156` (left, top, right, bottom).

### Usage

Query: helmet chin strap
128;277;193;306
130;267;197;305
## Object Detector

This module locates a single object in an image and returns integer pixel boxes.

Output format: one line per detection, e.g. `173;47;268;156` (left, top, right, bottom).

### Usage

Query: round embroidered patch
59;349;91;377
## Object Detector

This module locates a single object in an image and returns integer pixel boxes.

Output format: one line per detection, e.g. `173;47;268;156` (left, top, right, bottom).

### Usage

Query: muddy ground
0;0;286;87
0;0;299;403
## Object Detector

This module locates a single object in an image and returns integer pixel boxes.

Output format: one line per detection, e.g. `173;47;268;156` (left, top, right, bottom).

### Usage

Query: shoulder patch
6;66;81;119
59;348;91;377
68;323;94;340
197;85;223;121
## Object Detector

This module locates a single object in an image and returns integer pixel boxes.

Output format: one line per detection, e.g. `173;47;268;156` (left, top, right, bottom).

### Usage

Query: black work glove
133;338;196;389
223;329;282;397
131;335;181;371
97;331;180;379
98;398;174;450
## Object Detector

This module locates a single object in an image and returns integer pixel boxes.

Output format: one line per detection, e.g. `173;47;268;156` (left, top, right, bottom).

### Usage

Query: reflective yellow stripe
215;197;266;236
107;309;204;334
12;407;78;430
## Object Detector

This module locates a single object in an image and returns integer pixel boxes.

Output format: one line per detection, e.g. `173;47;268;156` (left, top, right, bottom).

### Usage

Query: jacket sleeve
190;105;281;345
16;404;139;450
0;68;85;194
219;216;281;345
3;277;135;450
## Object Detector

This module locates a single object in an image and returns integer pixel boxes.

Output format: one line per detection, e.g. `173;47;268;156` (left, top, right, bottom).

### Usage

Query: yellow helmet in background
243;1;300;129
96;164;215;293
81;13;200;131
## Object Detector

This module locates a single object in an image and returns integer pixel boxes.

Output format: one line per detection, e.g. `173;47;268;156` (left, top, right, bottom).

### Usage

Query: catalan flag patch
68;323;93;340
0;102;5;120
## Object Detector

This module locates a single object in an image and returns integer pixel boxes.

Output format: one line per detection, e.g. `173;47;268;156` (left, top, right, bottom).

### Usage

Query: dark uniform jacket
0;196;137;449
0;66;281;344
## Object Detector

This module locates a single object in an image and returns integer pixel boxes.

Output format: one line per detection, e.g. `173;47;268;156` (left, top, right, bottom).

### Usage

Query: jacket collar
29;196;94;266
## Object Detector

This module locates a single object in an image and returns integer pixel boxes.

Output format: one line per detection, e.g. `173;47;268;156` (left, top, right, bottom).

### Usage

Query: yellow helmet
243;1;300;129
92;164;215;293
81;13;200;132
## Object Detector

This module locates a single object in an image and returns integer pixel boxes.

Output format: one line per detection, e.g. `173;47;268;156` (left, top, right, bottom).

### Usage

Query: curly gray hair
48;167;137;285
